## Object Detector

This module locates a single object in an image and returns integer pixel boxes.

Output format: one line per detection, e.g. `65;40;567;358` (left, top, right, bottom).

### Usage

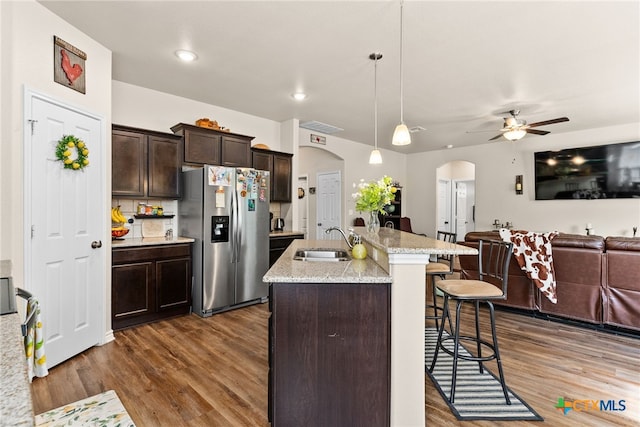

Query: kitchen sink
293;248;351;262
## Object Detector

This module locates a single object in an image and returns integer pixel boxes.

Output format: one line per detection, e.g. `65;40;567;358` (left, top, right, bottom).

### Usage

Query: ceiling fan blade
526;129;550;135
465;129;501;134
488;134;504;141
527;117;569;128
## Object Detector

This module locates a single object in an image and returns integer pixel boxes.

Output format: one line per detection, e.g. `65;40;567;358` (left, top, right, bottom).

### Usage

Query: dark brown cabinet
269;233;304;267
112;125;181;199
112;243;192;330
252;148;293;202
268;282;391;426
171;123;253;167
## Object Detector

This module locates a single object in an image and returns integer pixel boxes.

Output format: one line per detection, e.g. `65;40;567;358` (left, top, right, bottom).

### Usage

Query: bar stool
425;231;456;330
428;239;514;405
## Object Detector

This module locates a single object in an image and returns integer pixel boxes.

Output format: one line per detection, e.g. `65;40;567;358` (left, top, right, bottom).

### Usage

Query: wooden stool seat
436;279;504;298
426;262;451;274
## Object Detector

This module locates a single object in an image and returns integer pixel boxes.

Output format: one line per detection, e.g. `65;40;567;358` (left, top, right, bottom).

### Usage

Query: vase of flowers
353;175;396;233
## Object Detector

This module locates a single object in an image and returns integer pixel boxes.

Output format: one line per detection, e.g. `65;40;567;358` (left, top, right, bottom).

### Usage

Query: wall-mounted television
534;141;640;200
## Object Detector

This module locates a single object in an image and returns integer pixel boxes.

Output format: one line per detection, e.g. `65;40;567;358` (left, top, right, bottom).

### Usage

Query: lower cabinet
112;243;192;330
268;282;390;426
269;234;304;267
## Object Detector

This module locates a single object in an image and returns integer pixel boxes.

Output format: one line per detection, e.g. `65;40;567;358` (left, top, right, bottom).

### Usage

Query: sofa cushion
603;237;640;331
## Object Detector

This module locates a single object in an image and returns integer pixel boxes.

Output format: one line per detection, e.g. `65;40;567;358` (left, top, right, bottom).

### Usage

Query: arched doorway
436;160;476;241
298;146;345;239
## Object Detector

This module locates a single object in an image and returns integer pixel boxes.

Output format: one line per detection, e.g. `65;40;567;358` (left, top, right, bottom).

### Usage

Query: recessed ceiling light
292;92;307;101
446;144;454;149
175;50;198;62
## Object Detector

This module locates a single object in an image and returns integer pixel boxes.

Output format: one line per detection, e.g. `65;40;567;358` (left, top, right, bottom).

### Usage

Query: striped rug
425;328;543;421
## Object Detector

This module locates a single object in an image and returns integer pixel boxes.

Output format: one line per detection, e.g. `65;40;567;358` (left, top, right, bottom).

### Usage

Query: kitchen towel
25;296;48;381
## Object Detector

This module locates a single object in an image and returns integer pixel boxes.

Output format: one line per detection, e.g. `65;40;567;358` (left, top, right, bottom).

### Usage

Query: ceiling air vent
300;121;344;135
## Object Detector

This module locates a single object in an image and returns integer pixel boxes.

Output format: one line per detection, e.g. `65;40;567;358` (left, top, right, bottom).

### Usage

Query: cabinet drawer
113;244;191;264
270;235;304;250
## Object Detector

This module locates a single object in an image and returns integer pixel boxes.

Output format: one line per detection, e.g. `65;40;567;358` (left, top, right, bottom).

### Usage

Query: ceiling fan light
503;129;527;141
392;123;411;145
175;49;198;62
369;149;383;164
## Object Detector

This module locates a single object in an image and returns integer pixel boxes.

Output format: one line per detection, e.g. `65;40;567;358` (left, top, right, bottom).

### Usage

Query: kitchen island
264;229;477;427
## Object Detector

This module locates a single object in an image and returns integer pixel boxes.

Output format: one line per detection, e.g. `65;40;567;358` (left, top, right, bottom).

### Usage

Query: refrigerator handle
235;181;242;263
230;182;237;263
233;179;242;263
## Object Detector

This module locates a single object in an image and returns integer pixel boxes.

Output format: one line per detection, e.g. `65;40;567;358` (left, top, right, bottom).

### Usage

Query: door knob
91;240;102;249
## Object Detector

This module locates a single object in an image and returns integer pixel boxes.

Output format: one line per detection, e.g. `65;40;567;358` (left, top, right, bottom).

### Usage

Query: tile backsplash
113;199;283;238
112;199;177;239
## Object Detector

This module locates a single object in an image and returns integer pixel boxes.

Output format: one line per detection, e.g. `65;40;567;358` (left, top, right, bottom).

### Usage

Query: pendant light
392;0;411;146
369;52;383;164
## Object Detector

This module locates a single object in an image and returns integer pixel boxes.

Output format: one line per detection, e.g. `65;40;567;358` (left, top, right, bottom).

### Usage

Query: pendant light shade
369;52;383;165
392;0;411;146
369;149;383;164
392;123;411;146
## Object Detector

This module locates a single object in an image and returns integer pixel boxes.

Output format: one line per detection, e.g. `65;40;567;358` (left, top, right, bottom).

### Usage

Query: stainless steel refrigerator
179;166;270;317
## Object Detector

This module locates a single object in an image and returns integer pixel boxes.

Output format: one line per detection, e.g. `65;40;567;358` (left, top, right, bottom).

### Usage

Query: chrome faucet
325;227;359;248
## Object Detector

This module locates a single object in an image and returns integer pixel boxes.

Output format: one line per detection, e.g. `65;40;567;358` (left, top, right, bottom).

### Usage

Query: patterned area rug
35;390;135;427
425;328;543;421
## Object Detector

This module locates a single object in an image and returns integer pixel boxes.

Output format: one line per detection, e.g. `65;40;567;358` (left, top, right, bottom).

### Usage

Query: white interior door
437;179;452;233
25;90;105;368
455;181;468;241
316;171;341;240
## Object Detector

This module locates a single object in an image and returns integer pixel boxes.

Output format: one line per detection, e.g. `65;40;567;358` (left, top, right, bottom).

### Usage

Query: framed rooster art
53;36;86;94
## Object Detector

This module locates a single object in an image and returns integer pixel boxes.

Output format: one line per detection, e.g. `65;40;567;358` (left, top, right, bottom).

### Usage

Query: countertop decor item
55;134;89;170
353;175;396;232
195;117;230;132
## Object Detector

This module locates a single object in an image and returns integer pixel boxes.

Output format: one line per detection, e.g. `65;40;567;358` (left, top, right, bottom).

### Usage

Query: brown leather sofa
457;231;638;333
604;237;640;331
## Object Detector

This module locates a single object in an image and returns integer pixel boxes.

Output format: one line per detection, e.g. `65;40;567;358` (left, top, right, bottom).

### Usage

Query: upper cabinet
112;125;182;199
171;123;253;167
251;147;293;202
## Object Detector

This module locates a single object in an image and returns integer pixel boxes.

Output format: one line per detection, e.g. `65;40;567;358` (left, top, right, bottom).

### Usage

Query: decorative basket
111;228;130;239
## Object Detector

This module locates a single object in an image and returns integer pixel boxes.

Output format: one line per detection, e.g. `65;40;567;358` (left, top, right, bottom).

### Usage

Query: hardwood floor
31;302;639;426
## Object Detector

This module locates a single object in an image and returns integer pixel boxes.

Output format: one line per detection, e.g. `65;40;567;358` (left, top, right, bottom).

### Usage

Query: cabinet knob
91;240;102;249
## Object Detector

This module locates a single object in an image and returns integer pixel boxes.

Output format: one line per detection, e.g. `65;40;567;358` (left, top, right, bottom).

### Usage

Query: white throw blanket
499;229;558;304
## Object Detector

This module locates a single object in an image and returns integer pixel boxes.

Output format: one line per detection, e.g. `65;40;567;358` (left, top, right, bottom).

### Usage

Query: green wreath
55;135;90;170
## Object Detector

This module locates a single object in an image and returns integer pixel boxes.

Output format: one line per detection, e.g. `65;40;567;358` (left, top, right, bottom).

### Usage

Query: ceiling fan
487;109;569;141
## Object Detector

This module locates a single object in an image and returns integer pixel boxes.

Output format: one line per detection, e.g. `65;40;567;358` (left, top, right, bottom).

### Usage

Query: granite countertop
269;230;306;238
111;236;195;248
0;313;34;426
263;239;392;284
354;227;478;255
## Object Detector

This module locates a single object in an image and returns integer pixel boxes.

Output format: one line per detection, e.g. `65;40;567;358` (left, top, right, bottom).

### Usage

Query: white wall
0;0;112;288
299;128;407;231
407;123;640;237
298;147;344;239
112;81;282;150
